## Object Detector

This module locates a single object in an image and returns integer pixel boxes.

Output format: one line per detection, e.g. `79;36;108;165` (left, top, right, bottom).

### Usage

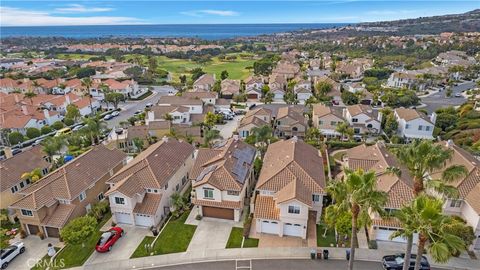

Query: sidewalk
75;246;479;270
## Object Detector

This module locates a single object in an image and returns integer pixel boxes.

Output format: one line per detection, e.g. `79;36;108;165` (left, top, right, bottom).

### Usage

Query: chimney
43;109;50;120
292;136;298;143
4;147;13;159
233;134;239;141
162;136;169;143
21;105;28;115
65;94;71;105
14;94;20;103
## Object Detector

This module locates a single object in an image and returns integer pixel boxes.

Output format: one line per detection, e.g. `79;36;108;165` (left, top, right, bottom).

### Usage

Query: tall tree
203;129;221;147
409;196;464;270
335;122;354;140
328;169;388;270
250;125;273;157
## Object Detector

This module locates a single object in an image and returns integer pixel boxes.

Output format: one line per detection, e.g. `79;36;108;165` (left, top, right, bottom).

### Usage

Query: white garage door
375;227;417;243
115;212;133;224
283;223;302;237
261;220;279;235
135;214;153;227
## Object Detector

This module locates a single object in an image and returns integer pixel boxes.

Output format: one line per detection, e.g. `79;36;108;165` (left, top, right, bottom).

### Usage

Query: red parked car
95;227;124;252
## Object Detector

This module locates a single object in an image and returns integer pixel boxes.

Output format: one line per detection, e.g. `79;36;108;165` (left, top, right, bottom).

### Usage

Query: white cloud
0;6;144;26
54;4;113;13
181;9;239;17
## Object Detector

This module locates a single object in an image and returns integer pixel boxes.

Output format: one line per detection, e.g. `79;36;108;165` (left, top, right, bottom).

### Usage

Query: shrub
243;214;253;238
60;216;97;246
41;125;53;135
26;127;41;139
195;214;202;221
51;121;64;130
64;118;74;126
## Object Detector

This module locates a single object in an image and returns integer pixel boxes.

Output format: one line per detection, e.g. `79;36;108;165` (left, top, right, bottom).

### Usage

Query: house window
277;121;281;125
98;193;105;201
176;184;180;191
21;209;33;217
115;197;125;205
227;190;240;196
312;194;320;202
20;182;25;188
26;179;31;185
425;126;431;131
330;121;336;126
418;125;423;131
203;188;214;199
42;168;49;175
164;183;168;190
79;191;86;202
405;124;410;129
318;120;323;125
147;189;152;193
450;200;462;208
288;205;300;214
182;176;187;185
352;118;358;123
11;186;18;194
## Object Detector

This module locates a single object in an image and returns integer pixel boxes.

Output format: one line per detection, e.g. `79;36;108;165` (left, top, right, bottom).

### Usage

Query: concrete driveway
7;235;60;270
85;225;150;265
187;218;235;251
215;115;244;140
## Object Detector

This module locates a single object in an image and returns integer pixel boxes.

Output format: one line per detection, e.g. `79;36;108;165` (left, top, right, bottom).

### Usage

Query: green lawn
48;213;111;269
130;236;155;258
226;227;243;248
316;224;336;247
226;227;258;248
152;210;196;255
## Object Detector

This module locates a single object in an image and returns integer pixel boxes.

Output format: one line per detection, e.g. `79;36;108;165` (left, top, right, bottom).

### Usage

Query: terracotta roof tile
133;193;162;215
254;195;280;220
192;198;242;209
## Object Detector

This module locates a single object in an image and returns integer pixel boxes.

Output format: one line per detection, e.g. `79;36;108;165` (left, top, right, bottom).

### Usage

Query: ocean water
0;24;347;39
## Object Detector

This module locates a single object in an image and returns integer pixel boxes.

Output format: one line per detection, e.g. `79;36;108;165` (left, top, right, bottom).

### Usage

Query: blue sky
1;1;479;26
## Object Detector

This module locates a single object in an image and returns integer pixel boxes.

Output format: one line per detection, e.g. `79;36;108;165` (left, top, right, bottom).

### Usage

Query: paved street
420;81;474;113
153;259;446;270
105;86;176;129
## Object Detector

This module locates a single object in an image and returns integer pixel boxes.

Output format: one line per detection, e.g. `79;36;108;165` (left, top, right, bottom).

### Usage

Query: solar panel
231;147;256;184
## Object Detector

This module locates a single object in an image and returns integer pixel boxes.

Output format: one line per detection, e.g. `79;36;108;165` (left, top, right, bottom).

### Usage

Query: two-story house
274;106;308;139
245;76;264;100
0;146;51;210
193;74;215;92
343;142;417;244
312;104;345;138
237;108;273;138
394;108;436;141
182;91;218;105
432;141;480;250
343;104;382;135
253;138;326;239
190;137;256;221
106;138;194;227
9;145;126;238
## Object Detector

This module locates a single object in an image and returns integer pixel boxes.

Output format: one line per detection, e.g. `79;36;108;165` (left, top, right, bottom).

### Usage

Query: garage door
135;214;153;227
283;223;302;237
45;227;60;238
375;227;418;243
261;220;279;235
115;212;133;224
202;206;234;220
27;224;39;235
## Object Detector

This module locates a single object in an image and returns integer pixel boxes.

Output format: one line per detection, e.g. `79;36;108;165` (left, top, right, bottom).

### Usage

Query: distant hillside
359;9;480;34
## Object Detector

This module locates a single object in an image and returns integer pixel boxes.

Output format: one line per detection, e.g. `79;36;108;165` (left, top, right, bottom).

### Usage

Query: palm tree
24;91;37;105
81;78;94;116
41;137;65;162
328;169;388;270
389;140;468;268
389;203;418;270
203;129;221;147
408;195;465;270
83;116;107;146
335;122;353;140
392;140;468;196
250;125;273;157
